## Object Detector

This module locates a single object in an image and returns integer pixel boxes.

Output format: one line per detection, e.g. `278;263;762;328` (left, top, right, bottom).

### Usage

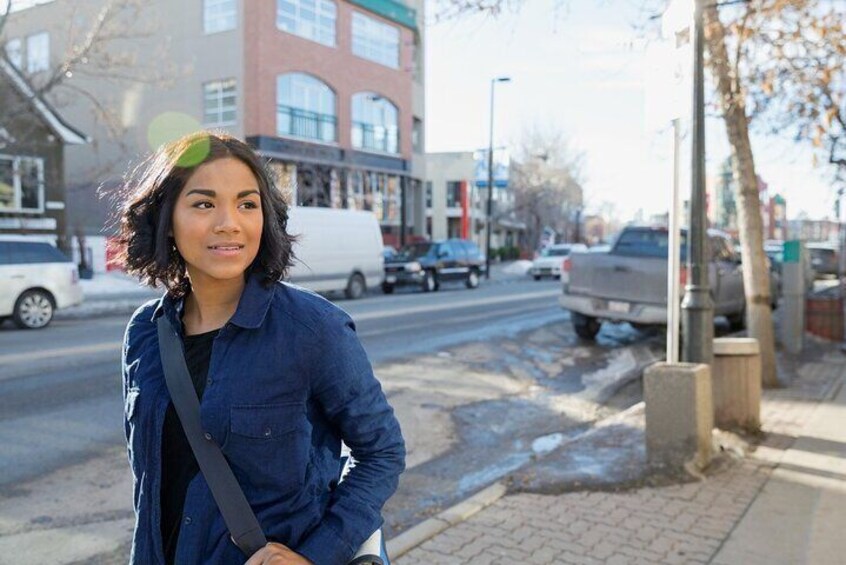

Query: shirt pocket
223;402;309;494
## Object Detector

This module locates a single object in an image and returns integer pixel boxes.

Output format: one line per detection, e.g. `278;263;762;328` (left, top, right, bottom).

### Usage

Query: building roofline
0;57;90;145
349;0;417;31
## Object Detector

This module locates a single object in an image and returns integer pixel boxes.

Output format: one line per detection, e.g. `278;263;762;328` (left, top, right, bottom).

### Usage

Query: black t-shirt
160;327;219;564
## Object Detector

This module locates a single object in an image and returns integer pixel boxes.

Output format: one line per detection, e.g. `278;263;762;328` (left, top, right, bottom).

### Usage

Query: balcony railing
352;121;398;154
277;105;337;143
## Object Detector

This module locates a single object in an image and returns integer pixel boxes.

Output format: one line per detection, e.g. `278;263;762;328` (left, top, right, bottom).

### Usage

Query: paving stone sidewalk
395;346;846;565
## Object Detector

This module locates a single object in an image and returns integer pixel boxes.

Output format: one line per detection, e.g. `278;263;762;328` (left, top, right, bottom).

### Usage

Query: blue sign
474;149;510;188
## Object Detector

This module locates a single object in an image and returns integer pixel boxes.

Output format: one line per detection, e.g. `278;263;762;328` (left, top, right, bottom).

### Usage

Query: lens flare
147;112;201;151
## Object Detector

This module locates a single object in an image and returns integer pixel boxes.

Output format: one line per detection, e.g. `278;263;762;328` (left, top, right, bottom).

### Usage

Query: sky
423;0;839;223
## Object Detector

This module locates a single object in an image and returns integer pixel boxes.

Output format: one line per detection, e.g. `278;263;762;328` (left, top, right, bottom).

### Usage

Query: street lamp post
485;76;511;279
681;0;714;364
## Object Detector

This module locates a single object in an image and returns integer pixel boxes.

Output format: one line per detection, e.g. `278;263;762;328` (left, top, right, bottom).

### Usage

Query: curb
386;482;507;559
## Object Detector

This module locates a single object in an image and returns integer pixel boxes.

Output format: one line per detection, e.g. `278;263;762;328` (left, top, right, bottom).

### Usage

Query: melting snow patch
579;349;637;402
502;260;533;275
532;433;564;455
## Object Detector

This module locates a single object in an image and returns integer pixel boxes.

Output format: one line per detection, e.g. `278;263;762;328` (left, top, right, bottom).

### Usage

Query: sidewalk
391;342;846;565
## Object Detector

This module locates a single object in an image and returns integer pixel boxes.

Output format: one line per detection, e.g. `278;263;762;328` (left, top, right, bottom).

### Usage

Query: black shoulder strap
156;316;267;557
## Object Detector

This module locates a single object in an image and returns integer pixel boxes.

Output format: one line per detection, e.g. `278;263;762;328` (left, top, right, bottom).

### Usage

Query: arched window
277;0;336;47
277;73;336;143
351;93;398;154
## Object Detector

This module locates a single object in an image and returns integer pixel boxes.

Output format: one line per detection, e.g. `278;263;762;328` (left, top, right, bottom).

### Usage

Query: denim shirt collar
150;272;274;330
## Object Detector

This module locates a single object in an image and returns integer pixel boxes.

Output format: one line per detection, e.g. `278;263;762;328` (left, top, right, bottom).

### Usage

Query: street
0;276;661;563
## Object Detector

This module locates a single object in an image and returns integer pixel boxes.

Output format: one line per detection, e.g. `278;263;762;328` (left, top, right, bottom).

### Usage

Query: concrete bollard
644;362;713;472
712;338;761;432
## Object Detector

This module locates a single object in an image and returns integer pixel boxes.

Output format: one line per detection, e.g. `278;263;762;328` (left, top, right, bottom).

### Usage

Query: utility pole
485;76;511;279
681;0;714;365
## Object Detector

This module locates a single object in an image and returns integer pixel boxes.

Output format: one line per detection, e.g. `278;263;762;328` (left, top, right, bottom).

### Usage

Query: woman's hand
244;542;312;565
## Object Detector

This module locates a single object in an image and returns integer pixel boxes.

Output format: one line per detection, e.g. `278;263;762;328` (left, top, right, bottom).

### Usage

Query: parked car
530;243;588;280
806;242;839;278
383;238;485;293
286;207;384;299
559;226;778;340
0;239;83;329
383;245;397;262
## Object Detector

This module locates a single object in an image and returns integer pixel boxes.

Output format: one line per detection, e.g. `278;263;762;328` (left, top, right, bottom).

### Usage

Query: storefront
248;135;420;247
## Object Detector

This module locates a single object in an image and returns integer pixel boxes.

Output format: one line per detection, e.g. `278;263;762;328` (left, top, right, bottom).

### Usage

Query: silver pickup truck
559;226;773;340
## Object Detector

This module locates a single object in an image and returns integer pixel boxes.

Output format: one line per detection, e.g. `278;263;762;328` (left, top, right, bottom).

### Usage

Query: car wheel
465;269;480;289
381;282;395;295
572;312;601;340
13;290;54;329
344;273;366;300
533;275;541;281
422;271;438;292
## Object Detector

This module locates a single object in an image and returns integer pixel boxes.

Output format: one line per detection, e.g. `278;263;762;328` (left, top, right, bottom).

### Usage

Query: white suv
530;243;588;280
0;239;83;329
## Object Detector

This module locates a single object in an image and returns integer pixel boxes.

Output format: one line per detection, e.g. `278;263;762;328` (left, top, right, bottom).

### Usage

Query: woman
118;132;405;564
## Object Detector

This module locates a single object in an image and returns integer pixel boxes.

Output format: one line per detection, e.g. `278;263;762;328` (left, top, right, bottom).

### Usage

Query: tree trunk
704;5;778;387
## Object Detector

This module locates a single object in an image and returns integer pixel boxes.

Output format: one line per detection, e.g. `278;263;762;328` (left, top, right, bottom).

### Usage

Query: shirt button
184;516;192;525
206;378;212;386
264;427;272;437
204;432;212;441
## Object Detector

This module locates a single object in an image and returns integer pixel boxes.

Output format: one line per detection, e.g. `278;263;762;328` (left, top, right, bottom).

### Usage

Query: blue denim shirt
122;274;406;564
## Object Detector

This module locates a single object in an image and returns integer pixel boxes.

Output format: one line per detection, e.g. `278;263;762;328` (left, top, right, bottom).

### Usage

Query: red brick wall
243;1;415;159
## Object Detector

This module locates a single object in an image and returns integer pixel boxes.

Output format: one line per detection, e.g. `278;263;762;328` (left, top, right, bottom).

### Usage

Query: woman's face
171;157;264;286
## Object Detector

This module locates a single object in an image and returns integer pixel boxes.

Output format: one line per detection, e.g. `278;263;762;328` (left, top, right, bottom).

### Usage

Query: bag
156;316;389;564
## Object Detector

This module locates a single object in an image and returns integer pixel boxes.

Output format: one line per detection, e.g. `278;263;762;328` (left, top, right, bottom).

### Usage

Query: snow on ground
79;271;160;298
501;260;533;276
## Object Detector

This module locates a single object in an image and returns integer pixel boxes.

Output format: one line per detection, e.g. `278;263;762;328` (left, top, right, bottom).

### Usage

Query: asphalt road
0;277;567;490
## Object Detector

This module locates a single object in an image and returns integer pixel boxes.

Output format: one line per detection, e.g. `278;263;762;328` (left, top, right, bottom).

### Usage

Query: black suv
382;239;486;293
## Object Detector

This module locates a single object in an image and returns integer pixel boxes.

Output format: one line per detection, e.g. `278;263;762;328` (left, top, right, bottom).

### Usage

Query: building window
204;0;237;33
203;79;237;126
447;181;462;208
5;39;22;69
351;92;398;154
412;117;423;153
351;12;399;68
277;0;336;47
277;73;336;142
0;155;44;212
425;180;432;209
26;32;49;73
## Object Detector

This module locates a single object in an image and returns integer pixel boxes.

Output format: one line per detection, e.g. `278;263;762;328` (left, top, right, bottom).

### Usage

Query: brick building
2;0;426;260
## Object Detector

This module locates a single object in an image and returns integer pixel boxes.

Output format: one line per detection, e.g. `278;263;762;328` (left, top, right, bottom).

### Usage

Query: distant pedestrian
116;131;405;564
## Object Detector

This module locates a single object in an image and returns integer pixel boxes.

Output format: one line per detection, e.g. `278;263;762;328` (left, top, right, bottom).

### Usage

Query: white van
0;239;83;328
286;207;384;299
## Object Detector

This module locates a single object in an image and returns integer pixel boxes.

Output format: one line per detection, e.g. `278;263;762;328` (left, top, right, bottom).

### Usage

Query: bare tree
702;3;776;385
437;0;846;385
1;0;182;173
1;0;184;253
700;1;846;386
510;127;585;250
738;3;846;179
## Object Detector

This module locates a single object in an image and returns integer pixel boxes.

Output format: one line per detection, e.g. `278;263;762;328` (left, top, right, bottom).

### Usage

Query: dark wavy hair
114;131;295;297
